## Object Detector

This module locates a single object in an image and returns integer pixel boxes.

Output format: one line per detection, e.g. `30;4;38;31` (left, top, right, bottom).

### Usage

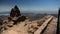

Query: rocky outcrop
1;15;55;34
0;5;28;33
0;18;3;33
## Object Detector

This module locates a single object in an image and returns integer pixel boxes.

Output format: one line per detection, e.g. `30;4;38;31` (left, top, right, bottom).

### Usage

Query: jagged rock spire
10;5;21;17
14;5;19;9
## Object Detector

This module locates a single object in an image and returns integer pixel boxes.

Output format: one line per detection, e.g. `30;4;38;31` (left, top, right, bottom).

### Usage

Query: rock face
7;5;27;25
13;16;27;25
10;5;21;17
0;18;3;33
0;5;28;33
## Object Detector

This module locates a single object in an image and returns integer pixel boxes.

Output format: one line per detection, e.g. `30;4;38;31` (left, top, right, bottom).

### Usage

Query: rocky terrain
0;14;57;34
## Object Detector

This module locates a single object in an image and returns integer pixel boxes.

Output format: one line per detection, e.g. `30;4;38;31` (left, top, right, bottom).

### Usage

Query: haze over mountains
0;11;58;14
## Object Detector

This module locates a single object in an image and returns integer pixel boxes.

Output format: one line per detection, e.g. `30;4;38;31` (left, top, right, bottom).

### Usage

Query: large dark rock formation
0;18;3;33
0;5;28;33
9;5;27;25
13;16;27;25
10;5;21;18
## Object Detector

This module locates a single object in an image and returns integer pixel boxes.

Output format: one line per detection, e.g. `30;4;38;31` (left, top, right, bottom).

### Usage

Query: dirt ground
42;17;57;34
1;15;57;34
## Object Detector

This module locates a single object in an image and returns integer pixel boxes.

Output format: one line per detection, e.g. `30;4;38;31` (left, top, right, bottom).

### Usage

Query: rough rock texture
42;17;57;34
0;15;55;34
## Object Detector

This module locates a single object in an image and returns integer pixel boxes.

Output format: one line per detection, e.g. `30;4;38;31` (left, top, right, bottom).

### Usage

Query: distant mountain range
0;11;10;14
0;11;58;14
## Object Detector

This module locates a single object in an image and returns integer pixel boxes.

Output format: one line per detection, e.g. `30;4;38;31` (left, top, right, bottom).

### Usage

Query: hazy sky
0;0;60;12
